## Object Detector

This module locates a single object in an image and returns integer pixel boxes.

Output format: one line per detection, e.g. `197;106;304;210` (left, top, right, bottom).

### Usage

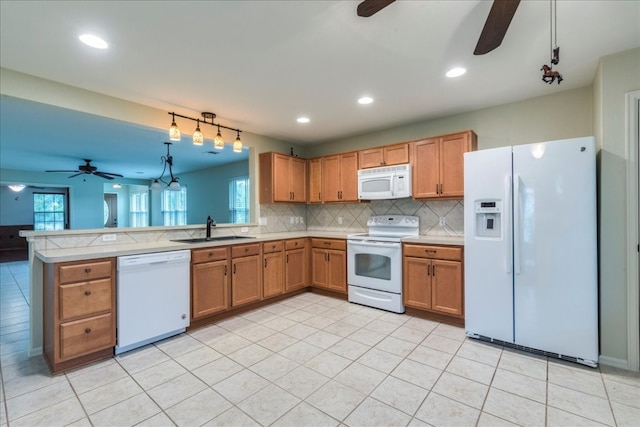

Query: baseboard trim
598;355;628;370
28;346;43;357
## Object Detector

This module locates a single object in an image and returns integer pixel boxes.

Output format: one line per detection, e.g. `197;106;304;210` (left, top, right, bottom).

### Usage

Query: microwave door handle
390;173;395;197
348;240;401;249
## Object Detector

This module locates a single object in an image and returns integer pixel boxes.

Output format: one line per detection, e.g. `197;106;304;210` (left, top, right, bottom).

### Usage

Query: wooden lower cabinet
310;238;347;293
403;244;464;317
285;238;308;291
263;241;284;298
43;258;116;373
191;247;230;319
231;243;262;306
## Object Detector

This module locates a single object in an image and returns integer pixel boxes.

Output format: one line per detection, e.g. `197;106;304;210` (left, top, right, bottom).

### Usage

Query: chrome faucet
206;216;216;239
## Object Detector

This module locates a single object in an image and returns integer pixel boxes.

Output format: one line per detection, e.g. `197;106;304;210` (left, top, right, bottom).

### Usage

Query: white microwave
358;164;412;200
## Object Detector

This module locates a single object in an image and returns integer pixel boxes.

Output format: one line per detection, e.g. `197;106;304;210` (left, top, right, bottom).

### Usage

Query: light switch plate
102;234;116;242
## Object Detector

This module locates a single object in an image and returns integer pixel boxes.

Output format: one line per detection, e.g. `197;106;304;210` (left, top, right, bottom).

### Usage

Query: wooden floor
0;249;28;263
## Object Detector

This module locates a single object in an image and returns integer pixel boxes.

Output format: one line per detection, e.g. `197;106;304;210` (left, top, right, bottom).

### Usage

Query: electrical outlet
294;217;299;224
240;227;249;233
102;234;116;242
439;217;446;226
290;217;295;224
259;217;267;225
337;216;343;225
299;216;304;224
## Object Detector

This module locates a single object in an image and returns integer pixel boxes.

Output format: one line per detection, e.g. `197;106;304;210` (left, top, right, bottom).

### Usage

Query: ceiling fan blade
67;172;83;178
94;172;116;180
45;169;80;173
357;0;395;17
98;171;123;178
474;0;520;55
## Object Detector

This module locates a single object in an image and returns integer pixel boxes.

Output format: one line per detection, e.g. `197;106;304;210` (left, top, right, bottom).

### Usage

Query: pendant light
214;125;225;149
233;130;243;153
192;119;204;145
169;113;181;141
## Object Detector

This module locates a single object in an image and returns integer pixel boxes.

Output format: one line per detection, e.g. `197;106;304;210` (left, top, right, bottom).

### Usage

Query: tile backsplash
258;199;464;236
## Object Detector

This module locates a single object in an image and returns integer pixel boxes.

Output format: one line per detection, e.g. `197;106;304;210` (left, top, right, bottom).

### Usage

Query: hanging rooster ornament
541;47;563;84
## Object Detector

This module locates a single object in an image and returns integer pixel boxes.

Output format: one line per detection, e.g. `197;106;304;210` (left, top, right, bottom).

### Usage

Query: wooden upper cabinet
412;131;477;199
307;157;323;204
259;152;307;203
323;152;358;202
359;143;409;169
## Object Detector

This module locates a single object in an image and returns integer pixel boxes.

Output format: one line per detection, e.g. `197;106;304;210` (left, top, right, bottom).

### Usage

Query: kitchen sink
172;236;255;243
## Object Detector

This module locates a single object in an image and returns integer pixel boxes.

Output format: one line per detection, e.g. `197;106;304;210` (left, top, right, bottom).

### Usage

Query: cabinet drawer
59;278;112;321
311;238;346;251
403;244;462;261
262;241;283;254
59;260;112;284
192;247;228;263
231;243;261;258
60;313;114;360
285;238;306;250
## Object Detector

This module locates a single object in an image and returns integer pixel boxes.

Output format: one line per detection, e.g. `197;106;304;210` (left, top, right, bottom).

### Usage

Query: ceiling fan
46;159;123;180
357;0;521;55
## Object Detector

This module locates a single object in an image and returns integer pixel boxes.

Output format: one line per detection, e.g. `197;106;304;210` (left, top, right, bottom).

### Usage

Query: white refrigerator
464;136;598;367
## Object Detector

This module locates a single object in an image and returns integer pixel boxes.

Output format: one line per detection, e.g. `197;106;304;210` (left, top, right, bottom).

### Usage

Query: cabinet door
339;152;359;201
322;155;342;202
192;260;229;319
439;133;470;198
384;143;410;166
412;138;440;198
403;256;432;310
326;250;346;292
285;248;307;291
232;255;261;306
273;153;292;202
290;157;307;202
358;148;385;169
308;158;323;203
263;251;284;298
431;259;463;316
311;248;328;288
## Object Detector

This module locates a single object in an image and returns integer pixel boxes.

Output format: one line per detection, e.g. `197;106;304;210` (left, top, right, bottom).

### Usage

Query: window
33;193;66;230
229;177;250;223
130;191;149;227
161;187;187;226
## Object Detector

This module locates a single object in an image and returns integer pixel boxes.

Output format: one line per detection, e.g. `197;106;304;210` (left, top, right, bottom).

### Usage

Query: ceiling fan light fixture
8;184;26;192
169;113;181;141
168;179;181;190
233;131;243;153
357;96;374;105
79;34;108;49
446;67;466;78
150;179;162;191
214;125;225;149
192;119;204;145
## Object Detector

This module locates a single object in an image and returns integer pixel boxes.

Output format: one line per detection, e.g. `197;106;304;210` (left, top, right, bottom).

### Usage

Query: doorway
104;193;118;228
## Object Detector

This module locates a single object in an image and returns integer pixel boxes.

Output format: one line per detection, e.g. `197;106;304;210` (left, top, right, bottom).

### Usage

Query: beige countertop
35;231;463;263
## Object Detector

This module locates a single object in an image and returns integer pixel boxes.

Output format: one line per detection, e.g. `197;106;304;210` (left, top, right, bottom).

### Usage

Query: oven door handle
348;240;401;249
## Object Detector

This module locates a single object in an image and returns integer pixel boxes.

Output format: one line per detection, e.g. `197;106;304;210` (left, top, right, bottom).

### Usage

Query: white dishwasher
116;250;190;354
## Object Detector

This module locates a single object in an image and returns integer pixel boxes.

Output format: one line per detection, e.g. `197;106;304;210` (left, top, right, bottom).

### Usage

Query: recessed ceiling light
297;117;310;124
79;34;108;49
358;96;373;105
446;67;466;78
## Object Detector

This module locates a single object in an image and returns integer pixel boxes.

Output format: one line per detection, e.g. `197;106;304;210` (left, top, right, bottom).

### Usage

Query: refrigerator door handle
505;175;512;273
513;174;521;275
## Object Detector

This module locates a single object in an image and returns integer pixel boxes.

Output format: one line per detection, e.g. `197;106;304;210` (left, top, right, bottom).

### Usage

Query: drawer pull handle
84;290;92;296
84;268;92;273
426;250;437;253
245;248;249;252
85;328;92;334
324;242;331;245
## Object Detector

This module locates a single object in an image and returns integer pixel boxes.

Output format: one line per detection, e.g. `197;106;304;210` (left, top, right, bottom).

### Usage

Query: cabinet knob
84;290;92;296
84;328;92;334
84;268;91;273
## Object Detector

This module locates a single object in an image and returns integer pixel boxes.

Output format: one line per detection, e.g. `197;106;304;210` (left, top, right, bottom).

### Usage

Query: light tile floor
1;260;639;426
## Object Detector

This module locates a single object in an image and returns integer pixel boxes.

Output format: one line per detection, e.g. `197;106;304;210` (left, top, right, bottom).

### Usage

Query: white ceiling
0;1;639;179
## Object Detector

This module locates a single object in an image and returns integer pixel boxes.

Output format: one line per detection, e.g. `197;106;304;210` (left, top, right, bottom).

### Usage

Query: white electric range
347;215;419;313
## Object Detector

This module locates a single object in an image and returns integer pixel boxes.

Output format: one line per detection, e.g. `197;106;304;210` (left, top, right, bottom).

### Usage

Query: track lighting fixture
150;142;181;190
192;119;204;145
233;130;243;153
214;125;225;150
167;111;243;152
169;113;181;141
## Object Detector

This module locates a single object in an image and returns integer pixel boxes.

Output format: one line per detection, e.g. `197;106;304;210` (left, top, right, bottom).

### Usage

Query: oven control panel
367;215;418;227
